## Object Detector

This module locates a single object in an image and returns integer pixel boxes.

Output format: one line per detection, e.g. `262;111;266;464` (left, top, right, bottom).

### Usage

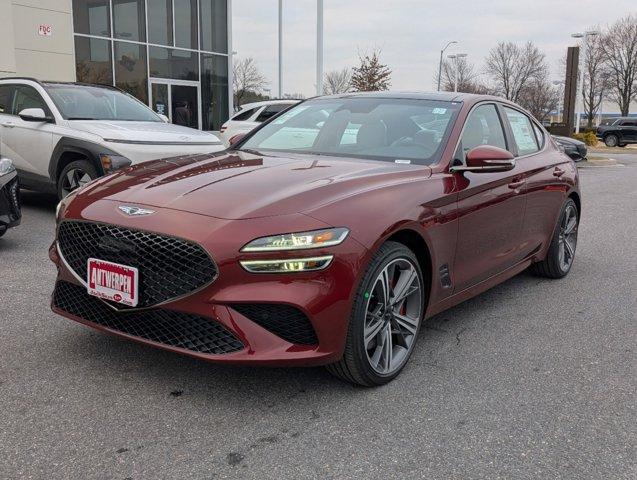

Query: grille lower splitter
230;303;318;345
53;281;244;355
57;221;217;308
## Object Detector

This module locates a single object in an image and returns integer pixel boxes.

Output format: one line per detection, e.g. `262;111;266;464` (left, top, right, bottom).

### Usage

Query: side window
256;104;289;123
232;107;258;121
0;85;15;115
12;86;49;115
532;122;545;148
456;104;507;163
504;107;539;156
621;120;636;126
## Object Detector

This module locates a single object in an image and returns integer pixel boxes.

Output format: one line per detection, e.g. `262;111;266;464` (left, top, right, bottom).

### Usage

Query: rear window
232;107;258;121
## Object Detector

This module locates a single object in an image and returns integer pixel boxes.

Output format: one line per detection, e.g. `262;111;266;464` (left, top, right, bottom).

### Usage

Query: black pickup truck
596;117;637;147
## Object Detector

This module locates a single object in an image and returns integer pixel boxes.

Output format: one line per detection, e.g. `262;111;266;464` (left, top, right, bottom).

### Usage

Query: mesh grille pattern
1;176;20;220
230;303;318;345
8;178;20;216
57;221;217;308
54;281;244;354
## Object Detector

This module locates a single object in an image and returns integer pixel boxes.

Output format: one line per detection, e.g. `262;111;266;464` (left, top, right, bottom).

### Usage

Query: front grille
1;176;21;221
53;281;244;354
57;221;217;308
230;303;318;345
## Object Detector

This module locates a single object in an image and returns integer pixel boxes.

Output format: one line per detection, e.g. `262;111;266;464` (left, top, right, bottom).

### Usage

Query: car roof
315;91;503;103
239;99;301;110
0;77;121;91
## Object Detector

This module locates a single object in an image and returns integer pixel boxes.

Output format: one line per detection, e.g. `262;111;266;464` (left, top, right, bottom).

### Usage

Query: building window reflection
72;0;229;131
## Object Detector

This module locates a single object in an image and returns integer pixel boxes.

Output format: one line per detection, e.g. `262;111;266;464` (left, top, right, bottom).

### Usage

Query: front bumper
50;201;367;366
0;171;22;230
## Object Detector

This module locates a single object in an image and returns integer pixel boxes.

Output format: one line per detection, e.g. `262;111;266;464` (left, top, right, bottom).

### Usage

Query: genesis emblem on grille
118;205;155;216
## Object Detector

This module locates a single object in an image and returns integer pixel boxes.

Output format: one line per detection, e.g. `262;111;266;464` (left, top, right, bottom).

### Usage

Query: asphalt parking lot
1;157;635;479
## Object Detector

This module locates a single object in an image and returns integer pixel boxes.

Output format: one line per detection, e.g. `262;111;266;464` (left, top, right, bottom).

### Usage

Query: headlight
99;154;132;173
241;228;349;252
240;255;333;273
0;158;15;176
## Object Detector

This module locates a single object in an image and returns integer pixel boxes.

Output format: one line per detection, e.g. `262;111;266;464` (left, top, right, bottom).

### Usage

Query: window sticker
432;108;447;115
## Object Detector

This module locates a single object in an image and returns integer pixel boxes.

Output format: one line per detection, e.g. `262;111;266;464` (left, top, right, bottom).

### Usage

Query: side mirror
228;133;246;147
158;114;169;123
18;108;52;123
451;145;515;173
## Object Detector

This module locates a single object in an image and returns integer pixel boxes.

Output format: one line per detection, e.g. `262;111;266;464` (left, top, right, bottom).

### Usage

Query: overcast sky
233;0;636;99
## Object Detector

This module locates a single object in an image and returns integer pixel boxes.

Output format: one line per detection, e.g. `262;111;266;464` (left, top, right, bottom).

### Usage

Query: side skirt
425;257;533;319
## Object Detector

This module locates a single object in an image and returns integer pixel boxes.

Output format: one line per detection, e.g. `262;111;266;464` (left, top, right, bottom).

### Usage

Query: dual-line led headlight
239;228;349;273
240;256;334;273
241;227;349;252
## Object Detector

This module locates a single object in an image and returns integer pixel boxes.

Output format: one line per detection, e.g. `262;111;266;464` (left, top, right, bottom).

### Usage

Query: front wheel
530;198;579;279
57;160;98;199
604;134;619;147
326;241;425;386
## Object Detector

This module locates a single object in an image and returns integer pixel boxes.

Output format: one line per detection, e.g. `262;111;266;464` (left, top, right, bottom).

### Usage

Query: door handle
553;167;565;178
508;179;525;189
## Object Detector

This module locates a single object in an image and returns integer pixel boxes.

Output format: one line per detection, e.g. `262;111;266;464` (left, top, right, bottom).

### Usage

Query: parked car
0;78;224;199
51;92;580;386
220;100;300;144
0;157;21;237
552;135;587;161
596;117;637;147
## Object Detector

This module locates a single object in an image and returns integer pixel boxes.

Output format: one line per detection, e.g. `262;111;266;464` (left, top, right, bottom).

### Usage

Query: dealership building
0;0;232;131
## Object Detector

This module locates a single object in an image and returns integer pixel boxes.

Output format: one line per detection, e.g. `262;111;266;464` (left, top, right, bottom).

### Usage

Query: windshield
45;84;161;122
240;97;461;165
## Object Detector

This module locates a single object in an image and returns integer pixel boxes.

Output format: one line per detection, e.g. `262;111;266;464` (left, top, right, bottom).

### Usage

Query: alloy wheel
558;204;578;272
61;168;92;197
364;258;422;375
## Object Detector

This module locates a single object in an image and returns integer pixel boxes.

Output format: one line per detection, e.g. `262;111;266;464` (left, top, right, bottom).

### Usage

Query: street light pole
437;41;457;91
447;53;467;93
278;0;283;98
572;30;599;133
316;0;324;96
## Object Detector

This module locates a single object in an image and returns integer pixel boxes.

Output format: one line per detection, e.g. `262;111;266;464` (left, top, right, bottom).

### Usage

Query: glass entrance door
149;79;201;129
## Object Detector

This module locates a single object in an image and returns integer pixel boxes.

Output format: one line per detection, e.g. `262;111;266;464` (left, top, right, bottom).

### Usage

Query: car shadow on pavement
19;190;57;212
52;269;540;402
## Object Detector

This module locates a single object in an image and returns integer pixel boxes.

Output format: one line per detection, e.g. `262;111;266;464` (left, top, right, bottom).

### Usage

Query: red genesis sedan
50;92;580;386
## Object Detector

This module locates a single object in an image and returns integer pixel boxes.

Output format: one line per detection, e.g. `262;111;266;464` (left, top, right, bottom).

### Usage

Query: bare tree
485;41;547;102
350;50;392;92
439;57;482;93
581;33;610;128
233;57;268;106
600;14;637;116
518;75;561;123
324;68;352;95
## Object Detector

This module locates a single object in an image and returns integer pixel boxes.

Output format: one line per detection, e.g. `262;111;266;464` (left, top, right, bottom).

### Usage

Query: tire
57;160;98;199
618;143;627;148
604;134;619;147
0;225;6;238
530;198;579;279
326;241;426;386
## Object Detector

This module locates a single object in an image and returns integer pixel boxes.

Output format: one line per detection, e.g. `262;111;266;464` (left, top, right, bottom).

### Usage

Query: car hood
69;120;221;144
79;150;431;220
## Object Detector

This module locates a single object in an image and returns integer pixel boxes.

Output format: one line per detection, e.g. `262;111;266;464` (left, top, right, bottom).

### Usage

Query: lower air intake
53;281;244;355
230;303;318;345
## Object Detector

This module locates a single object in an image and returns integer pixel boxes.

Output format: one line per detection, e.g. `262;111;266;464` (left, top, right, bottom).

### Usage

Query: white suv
0;78;225;198
220;99;299;144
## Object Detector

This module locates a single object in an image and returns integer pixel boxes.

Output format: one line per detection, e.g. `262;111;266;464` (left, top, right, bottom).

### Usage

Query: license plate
87;258;139;307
